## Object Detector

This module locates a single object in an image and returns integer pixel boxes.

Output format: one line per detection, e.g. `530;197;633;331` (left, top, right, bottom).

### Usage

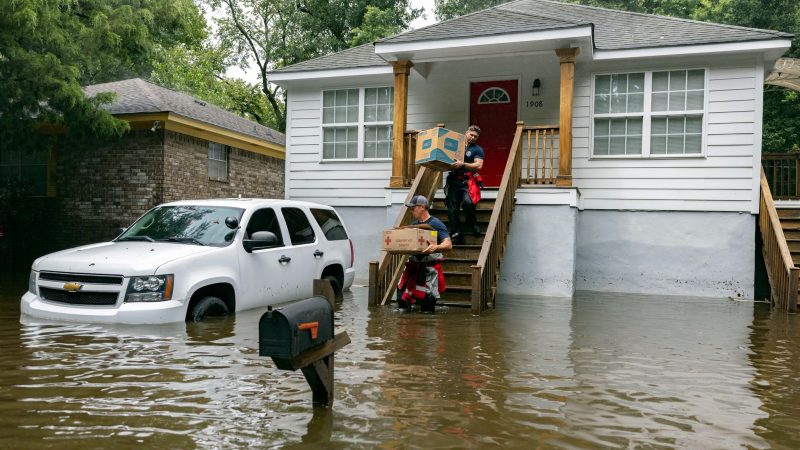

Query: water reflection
1;277;800;448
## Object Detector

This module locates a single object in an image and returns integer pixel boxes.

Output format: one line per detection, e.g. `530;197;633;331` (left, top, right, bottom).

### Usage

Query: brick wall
7;129;285;266
162;131;284;202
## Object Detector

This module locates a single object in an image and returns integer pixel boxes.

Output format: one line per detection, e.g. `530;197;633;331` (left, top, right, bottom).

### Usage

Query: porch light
532;79;541;96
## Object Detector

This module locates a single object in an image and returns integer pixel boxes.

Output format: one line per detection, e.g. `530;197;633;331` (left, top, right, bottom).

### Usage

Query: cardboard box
382;226;438;254
415;127;465;171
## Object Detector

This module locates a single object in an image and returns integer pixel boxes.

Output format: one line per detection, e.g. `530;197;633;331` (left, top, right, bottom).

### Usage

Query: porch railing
759;168;799;312
520;125;560;185
762;153;800;199
470;121;525;314
368;166;443;306
401;130;419;186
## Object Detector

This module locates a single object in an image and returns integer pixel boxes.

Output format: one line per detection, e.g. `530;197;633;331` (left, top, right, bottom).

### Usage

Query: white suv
21;199;355;324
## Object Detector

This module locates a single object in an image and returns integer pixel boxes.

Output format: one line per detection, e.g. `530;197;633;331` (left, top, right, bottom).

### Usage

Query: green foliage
434;0;506;21
350;6;404;46
207;0;421;132
150;45;281;130
0;0;206;141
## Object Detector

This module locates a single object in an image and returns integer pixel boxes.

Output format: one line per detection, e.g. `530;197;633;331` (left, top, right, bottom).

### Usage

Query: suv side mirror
225;216;239;229
116;227;127;237
244;231;279;253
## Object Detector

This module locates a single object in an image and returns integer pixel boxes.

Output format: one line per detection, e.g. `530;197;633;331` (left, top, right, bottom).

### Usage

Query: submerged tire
188;296;229;322
323;274;342;296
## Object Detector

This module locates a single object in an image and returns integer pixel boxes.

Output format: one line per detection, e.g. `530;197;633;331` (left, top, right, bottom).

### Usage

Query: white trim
589;68;709;159
269;66;392;82
593;39;792;61
375;26;594;57
752;57;765;214
319;86;394;162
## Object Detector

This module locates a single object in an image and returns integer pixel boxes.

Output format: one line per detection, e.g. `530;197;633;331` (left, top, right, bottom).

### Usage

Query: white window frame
320;86;393;162
208;142;229;181
590;68;708;159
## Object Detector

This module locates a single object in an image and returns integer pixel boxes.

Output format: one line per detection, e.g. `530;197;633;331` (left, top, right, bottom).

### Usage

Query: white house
269;0;793;300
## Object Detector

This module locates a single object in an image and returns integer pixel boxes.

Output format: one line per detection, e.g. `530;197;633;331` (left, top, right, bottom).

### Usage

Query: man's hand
450;159;463;169
423;241;437;254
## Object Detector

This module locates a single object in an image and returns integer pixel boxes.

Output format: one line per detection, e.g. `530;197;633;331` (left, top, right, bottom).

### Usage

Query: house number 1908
526;100;543;108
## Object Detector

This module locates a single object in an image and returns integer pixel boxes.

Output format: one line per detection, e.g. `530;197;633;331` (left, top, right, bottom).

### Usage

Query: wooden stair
759;168;799;312
429;197;497;307
777;208;800;277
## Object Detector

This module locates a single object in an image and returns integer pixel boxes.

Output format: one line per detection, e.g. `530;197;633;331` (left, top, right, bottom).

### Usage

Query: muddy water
1;270;800;449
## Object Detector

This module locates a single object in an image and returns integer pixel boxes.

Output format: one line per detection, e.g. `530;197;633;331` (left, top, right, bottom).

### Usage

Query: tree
350;6;405;47
434;0;506;21
0;0;207;142
207;0;421;132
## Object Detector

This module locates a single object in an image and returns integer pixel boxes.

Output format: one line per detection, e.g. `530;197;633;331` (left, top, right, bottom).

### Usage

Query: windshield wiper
118;235;155;242
162;237;205;246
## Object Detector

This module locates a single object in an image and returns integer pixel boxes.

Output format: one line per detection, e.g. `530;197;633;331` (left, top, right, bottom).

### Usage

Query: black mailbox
259;296;334;369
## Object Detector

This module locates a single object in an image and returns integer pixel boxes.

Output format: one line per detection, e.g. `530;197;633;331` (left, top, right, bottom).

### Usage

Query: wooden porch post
555;48;579;187
390;60;413;188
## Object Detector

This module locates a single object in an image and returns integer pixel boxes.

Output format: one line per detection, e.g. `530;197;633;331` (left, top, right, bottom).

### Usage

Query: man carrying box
446;125;485;244
397;195;453;312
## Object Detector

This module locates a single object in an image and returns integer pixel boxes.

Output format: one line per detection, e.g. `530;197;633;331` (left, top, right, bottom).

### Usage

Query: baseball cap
405;195;429;208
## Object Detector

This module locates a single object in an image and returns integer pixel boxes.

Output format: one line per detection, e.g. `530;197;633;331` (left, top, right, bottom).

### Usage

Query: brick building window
0;146;50;196
208;142;229;181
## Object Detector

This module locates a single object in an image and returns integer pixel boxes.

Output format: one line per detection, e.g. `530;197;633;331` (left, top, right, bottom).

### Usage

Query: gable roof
84;78;285;146
273;0;793;74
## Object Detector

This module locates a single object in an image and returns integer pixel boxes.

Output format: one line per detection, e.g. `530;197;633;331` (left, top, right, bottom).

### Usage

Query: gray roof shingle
84;78;285;146
274;0;792;74
271;43;387;74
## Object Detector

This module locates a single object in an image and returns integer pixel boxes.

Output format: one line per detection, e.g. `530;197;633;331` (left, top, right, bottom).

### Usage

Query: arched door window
477;87;511;104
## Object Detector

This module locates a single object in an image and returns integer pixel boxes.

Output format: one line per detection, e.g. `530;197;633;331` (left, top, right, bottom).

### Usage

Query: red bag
466;172;483;204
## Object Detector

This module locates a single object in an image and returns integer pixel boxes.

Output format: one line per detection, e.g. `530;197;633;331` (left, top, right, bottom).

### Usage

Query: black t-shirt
450;143;485;180
411;216;450;244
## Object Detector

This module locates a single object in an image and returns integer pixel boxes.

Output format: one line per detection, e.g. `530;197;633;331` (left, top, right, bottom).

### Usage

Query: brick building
2;78;285;265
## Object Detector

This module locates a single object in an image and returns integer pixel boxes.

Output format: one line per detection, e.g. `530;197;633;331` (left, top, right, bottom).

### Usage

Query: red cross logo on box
418;235;426;247
384;235;392;246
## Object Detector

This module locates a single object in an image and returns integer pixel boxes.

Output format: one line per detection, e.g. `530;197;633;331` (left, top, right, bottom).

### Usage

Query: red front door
469;80;518;187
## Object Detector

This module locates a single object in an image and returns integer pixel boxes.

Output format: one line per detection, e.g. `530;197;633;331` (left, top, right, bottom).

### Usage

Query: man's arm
451;158;483;171
423;237;452;254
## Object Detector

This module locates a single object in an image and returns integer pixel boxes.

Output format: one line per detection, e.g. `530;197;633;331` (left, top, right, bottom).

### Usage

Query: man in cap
396;195;452;312
446;125;484;244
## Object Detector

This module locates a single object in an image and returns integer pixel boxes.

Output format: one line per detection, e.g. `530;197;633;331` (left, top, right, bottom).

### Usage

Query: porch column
555;48;579;187
390;60;413;188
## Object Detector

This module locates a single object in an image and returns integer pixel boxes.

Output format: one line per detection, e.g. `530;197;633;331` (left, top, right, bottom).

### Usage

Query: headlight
125;275;174;302
29;270;37;294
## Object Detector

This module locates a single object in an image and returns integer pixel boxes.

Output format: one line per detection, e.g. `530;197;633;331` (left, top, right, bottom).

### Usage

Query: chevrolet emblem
63;282;83;292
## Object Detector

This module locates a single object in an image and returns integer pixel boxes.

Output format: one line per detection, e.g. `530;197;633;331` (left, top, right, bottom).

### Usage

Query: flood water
2;269;800;449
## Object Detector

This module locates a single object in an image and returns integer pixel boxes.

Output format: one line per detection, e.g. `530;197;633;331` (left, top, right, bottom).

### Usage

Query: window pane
628;93;643;113
365;105;377;122
281;207;316;245
667;135;684;154
323;91;334;107
335;91;346;106
627;118;642;135
379;87;391;104
652;92;668;112
594;136;609;155
609;136;626;155
610;93;626;113
651;135;667;154
668;117;684;135
669;92;685;111
346;105;358;122
626;136;642;154
364;142;376;159
379;141;391;158
686;116;702;133
323;144;334;159
346;141;357;159
594;95;609;114
685;134;702;153
310;208;349;241
652;117;667;134
611;74;626;95
652;72;669;91
669;71;686;90
687;69;704;89
610;118;626;135
323;108;334;123
595;75;610;95
378;104;392;121
365;88;377;106
686;91;704;110
595;119;609;136
629;73;645;93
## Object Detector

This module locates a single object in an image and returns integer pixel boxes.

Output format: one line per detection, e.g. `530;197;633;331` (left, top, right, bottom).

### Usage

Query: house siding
572;55;762;213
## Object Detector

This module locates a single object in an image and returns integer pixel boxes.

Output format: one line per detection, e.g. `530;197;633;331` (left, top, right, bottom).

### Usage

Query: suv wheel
188;296;229;322
323;275;342;296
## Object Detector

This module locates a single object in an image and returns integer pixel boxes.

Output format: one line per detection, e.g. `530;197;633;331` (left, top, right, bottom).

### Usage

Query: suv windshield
117;205;244;247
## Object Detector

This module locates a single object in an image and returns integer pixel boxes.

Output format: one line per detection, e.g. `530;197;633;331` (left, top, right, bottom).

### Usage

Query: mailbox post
259;279;351;406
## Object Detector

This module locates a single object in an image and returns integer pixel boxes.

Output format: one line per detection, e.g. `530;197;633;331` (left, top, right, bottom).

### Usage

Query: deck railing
759;168;799;312
401;130;419;186
470;121;525;314
520;125;560;185
762;153;800;199
368;166;442;306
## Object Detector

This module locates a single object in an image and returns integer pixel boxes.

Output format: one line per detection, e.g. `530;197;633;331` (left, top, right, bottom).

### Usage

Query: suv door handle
278;255;291;264
313;250;324;258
